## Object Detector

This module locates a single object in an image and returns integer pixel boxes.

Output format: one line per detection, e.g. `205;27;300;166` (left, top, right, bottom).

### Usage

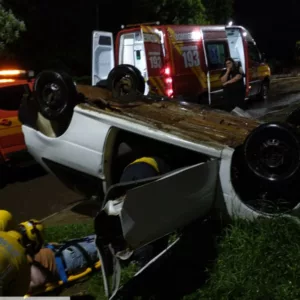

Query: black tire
0;164;7;189
18;92;38;130
119;157;170;267
198;93;209;106
107;65;145;99
95;79;108;88
34;70;78;121
286;107;300;127
258;80;269;102
243;122;300;184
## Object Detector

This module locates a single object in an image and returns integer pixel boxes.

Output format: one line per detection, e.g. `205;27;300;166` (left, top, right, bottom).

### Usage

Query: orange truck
0;69;34;186
92;23;271;106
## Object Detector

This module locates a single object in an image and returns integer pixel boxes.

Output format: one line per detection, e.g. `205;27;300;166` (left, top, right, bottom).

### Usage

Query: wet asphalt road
247;77;300;117
247;90;300;118
0;164;83;223
1;79;300;223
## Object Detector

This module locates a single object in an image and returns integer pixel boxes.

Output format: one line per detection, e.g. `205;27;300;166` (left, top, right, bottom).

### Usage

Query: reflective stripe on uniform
44;236;96;283
128;157;160;173
45;244;68;283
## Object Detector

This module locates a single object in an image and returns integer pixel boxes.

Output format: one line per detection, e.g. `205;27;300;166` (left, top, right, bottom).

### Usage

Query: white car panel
76;104;224;158
120;160;219;249
22;109;112;178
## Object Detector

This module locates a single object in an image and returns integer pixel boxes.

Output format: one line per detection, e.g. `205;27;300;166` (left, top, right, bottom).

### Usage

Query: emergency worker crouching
0;210;44;296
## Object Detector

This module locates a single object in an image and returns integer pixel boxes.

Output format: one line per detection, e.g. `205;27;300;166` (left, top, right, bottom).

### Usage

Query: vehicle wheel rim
40;83;67;116
257;138;292;178
246;135;299;181
114;75;134;96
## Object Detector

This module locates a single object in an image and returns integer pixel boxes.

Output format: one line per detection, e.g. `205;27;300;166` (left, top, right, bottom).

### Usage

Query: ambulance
92;23;271;106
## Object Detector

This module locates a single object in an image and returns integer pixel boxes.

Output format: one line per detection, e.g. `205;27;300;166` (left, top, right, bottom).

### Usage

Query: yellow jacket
0;210;17;232
0;229;30;295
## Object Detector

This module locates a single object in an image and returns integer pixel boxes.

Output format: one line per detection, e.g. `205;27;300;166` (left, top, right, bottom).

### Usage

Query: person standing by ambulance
220;57;246;111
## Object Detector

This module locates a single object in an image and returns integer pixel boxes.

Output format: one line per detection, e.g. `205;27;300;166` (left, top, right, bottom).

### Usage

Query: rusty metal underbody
76;85;261;149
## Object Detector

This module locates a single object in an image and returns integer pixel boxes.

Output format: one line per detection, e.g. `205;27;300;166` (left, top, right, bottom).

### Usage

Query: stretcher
24;236;101;297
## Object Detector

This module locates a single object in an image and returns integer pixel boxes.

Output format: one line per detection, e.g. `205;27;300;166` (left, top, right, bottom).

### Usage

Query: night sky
4;0;300;75
234;0;300;61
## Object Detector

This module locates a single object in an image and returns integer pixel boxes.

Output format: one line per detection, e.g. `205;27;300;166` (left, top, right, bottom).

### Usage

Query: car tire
198;93;209;106
257;81;269;102
34;70;78;121
243;122;300;184
107;65;145;99
33;70;81;137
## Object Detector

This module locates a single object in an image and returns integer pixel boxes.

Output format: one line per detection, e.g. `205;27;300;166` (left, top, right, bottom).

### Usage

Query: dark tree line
0;0;234;76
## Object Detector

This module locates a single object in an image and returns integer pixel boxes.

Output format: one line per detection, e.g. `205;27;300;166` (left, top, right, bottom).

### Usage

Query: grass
45;221;94;242
45;216;300;300
44;221;137;300
185;216;300;300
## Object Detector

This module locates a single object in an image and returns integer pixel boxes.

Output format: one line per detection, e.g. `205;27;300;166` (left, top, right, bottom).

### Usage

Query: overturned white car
19;70;300;298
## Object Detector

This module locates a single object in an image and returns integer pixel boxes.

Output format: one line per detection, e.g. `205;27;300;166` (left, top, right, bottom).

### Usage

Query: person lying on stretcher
28;234;99;294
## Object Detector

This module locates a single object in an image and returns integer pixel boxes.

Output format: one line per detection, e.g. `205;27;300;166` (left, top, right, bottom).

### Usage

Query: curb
40;200;83;222
271;74;300;79
271;77;300;82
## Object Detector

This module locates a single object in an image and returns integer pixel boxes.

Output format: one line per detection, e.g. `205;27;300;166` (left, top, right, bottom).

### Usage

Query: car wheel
258;81;269;102
107;65;145;99
34;70;78;121
33;70;81;137
243;122;300;184
198;93;209;106
119;157;170;267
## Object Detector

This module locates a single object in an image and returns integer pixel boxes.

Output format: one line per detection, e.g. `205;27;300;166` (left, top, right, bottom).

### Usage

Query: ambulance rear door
165;25;204;101
92;31;115;86
225;26;249;96
202;27;230;105
117;28;149;94
141;26;166;96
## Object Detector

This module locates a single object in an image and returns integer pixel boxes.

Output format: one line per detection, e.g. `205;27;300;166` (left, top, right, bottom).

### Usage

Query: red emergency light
162;65;173;97
0;69;34;78
0;79;15;83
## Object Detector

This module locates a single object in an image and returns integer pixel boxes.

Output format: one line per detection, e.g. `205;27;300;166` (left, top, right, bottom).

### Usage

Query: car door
0;84;28;160
119;159;219;249
247;41;262;96
141;26;165;96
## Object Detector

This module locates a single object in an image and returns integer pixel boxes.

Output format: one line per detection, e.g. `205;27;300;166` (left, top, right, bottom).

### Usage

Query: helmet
18;219;44;254
0;210;16;231
6;230;22;241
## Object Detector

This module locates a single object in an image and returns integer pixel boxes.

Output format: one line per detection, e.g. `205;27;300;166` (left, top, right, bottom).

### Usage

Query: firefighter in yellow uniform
0;210;44;296
0;210;16;231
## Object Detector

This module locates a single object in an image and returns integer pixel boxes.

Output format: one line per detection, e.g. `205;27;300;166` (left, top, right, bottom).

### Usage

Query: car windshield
0;84;28;111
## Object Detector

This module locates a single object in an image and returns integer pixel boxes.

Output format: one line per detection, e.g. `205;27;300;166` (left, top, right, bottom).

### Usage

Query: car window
0;85;28;111
205;41;229;70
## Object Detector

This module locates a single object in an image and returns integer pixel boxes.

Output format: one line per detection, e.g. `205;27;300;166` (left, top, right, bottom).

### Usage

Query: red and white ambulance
92;23;271;105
